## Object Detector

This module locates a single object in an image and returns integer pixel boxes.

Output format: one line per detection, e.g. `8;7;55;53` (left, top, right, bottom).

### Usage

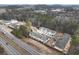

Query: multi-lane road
0;37;21;55
0;25;40;55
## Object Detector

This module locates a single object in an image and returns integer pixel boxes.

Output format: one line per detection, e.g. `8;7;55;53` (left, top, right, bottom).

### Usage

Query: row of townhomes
29;26;72;54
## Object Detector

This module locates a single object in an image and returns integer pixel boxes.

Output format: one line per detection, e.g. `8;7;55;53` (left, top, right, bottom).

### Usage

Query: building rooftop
55;33;70;49
29;32;49;43
0;19;25;29
39;27;56;37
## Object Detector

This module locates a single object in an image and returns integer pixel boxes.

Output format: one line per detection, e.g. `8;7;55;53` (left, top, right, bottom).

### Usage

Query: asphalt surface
0;25;40;55
0;37;21;55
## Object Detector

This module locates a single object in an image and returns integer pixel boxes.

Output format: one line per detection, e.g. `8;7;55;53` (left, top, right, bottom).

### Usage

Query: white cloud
0;0;79;5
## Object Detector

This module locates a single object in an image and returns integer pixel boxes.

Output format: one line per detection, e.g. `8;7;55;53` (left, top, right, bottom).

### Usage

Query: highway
0;25;40;55
0;37;21;55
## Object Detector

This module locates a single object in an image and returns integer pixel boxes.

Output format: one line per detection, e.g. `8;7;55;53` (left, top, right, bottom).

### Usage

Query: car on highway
6;42;9;45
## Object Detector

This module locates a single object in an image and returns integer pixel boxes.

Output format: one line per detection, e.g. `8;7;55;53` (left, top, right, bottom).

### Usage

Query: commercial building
0;19;25;29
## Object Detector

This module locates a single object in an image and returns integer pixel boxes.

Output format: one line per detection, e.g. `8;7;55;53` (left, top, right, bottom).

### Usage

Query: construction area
29;27;72;54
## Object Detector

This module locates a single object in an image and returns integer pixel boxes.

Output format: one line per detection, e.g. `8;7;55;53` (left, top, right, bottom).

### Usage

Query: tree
12;21;32;38
0;46;4;54
72;35;79;46
12;28;23;38
25;20;32;32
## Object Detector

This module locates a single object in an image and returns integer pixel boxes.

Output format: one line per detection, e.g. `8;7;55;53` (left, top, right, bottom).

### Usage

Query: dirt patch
23;38;63;55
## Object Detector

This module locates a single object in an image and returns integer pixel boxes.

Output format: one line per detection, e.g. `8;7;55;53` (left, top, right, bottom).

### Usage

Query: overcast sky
0;0;79;5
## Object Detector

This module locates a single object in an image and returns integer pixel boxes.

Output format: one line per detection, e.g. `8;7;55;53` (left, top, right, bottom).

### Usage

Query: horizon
1;4;79;5
0;0;79;5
